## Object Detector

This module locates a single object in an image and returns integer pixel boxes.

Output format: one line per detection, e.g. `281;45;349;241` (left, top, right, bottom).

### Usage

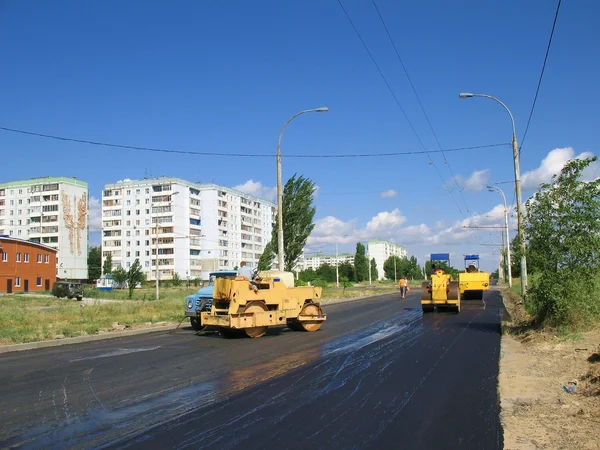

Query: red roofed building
0;236;57;293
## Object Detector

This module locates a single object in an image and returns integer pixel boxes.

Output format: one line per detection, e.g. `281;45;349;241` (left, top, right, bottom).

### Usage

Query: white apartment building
101;177;276;281
302;253;355;271
367;239;408;280
0;177;89;280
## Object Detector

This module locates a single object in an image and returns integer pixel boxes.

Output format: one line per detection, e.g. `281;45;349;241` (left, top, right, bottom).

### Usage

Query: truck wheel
190;317;206;331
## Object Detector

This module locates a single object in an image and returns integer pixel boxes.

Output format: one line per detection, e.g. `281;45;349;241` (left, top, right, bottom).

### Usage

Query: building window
37;254;42;263
24;253;29;262
36;277;42;286
135;251;140;257
16;252;21;262
1;252;6;262
44;254;49;263
15;277;20;287
126;251;131;257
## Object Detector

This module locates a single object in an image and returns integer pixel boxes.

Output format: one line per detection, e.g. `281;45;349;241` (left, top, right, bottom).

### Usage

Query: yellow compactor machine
421;253;460;313
200;271;326;338
458;254;490;301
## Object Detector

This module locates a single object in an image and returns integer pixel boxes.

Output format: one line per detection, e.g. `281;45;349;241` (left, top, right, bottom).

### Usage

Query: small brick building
0;236;58;293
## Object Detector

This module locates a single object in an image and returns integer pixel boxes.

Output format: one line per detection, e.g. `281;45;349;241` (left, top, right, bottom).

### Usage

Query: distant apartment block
0;177;89;280
302;253;355;271
367;239;408;280
101;177;276;281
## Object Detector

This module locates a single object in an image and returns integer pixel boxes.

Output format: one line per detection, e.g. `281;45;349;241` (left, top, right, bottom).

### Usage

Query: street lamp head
459;93;474;99
314;107;329;113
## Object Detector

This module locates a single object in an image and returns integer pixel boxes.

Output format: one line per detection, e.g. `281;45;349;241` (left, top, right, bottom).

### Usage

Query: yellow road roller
200;270;326;338
458;254;490;301
421;253;460;313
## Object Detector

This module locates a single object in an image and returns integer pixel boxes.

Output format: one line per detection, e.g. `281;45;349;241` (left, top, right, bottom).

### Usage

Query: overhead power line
520;0;562;151
370;0;472;214
335;0;464;215
0;125;507;158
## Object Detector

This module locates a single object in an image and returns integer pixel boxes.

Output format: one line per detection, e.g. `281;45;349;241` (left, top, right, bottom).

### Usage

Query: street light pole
336;243;339;288
460;93;527;297
276;107;328;271
487;185;512;288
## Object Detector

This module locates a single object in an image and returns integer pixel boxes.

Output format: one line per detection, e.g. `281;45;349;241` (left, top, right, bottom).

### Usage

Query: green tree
88;246;101;281
383;255;402;281
525;156;600;326
424;260;459;278
298;267;316;282
370;258;378;281
258;240;276;271
126;259;144;299
353;242;369;282
338;261;355;282
112;266;127;288
316;263;336;282
172;272;181;287
103;254;113;275
259;174;317;271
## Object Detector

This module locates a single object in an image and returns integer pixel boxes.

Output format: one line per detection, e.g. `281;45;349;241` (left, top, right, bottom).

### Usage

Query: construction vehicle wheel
190;317;206;331
421;282;431;301
243;301;268;338
448;281;460;301
297;303;324;332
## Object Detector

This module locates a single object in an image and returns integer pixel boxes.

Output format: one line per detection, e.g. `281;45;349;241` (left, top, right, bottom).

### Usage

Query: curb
0;324;180;354
0;291;400;354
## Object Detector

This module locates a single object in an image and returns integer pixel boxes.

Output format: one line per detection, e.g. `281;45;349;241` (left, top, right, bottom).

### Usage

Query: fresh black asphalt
0;289;504;449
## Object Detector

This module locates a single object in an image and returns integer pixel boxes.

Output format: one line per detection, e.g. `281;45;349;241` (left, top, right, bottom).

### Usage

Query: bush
311;278;329;288
527;269;600;329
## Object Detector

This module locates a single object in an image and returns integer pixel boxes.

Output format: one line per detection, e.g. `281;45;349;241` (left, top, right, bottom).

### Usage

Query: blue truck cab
185;270;238;330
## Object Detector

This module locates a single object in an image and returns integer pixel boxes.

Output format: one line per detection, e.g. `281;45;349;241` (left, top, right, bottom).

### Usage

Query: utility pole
394;257;397;283
335;243;339;288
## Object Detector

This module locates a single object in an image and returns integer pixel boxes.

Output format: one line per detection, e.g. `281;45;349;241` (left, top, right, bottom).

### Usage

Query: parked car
52;281;84;301
185;270;238;330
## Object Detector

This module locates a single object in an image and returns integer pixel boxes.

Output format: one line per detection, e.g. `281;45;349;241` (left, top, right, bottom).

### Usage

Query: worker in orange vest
399;276;408;299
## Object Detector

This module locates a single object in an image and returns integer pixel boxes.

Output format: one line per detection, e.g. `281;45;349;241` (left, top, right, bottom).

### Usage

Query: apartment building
0;177;89;280
302;253;355;271
367;239;408;280
101;177;276;281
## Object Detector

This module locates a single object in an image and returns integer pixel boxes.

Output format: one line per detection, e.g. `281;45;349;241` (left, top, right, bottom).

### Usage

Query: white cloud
521;147;599;189
88;196;102;232
233;180;277;203
454;169;490;193
380;189;397;198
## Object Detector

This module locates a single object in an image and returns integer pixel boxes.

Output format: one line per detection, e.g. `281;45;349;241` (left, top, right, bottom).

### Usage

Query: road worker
399;276;408;299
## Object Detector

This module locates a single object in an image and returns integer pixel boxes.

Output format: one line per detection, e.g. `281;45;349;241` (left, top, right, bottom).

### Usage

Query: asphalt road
0;289;504;450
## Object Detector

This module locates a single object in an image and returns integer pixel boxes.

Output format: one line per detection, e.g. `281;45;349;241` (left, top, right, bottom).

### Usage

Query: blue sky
1;0;598;272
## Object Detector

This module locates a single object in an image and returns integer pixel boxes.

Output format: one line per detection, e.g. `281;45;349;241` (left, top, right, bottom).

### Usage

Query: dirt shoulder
500;289;600;449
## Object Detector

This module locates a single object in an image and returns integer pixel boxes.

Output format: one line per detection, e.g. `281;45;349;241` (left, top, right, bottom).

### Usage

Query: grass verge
0;282;400;345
